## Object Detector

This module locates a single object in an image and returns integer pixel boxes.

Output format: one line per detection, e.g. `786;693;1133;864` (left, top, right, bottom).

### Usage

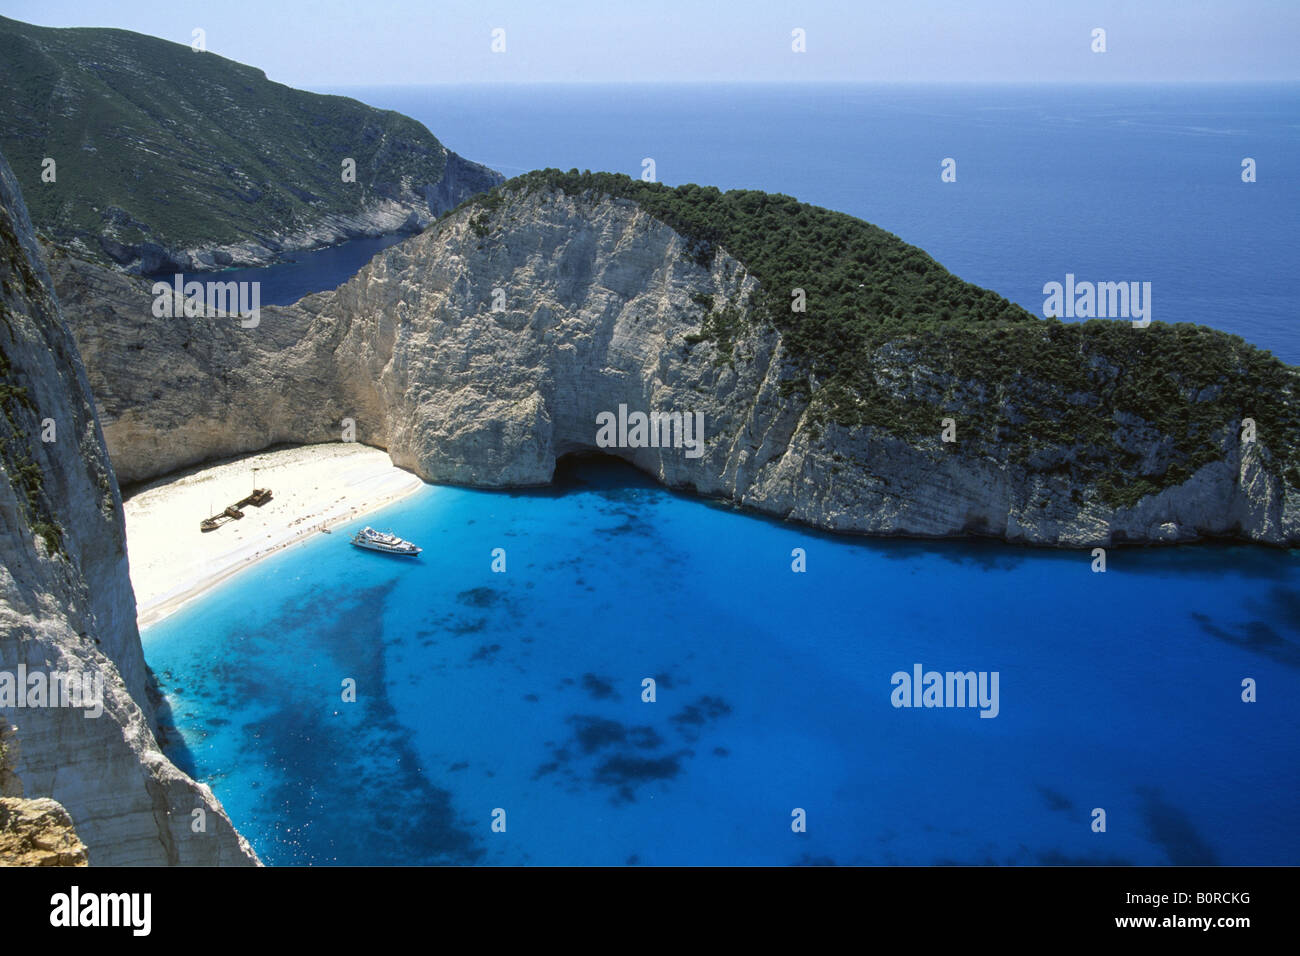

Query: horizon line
316;78;1300;88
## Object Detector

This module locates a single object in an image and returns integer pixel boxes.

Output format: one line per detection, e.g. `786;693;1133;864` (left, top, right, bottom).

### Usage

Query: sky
6;0;1299;88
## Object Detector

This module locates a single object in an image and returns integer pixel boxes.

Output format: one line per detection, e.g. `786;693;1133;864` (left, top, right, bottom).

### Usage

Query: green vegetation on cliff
0;194;65;556
0;333;64;557
466;169;1032;359
459;169;1300;506
0;16;493;267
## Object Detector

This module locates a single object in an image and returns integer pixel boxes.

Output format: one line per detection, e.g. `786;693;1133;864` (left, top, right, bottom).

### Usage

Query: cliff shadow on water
512;452;1300;579
515;451;1035;572
508;451;664;499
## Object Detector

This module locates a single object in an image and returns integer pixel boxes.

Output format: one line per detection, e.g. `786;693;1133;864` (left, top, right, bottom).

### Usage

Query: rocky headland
45;171;1300;547
0;15;503;274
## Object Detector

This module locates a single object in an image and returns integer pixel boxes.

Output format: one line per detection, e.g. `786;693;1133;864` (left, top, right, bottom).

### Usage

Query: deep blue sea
334;82;1300;364
142;85;1300;865
156;233;408;307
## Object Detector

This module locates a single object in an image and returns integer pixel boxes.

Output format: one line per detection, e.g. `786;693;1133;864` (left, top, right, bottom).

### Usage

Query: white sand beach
123;443;425;629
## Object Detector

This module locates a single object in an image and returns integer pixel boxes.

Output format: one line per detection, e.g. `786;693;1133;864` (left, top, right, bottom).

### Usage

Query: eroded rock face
49;186;1300;547
0;152;258;866
0;797;89;866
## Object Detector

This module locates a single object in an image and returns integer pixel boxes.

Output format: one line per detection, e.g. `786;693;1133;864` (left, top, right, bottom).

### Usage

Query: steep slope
0;15;502;273
0;150;257;865
48;173;1300;546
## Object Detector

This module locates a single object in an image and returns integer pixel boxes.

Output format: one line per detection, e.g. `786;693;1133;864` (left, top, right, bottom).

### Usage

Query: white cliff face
0;154;258;866
49;186;1300;547
331;192;778;491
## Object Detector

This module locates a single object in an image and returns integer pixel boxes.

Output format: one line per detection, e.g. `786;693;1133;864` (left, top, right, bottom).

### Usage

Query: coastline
124;443;426;630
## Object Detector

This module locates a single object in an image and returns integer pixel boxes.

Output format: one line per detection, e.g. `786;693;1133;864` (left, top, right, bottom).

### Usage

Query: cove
142;455;1300;865
149;232;410;309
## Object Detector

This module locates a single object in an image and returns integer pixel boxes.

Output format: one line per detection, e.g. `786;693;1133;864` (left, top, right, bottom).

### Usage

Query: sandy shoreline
123;443;426;629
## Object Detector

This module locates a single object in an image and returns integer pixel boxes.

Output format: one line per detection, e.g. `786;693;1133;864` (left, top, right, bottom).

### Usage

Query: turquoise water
140;84;1300;865
144;457;1300;865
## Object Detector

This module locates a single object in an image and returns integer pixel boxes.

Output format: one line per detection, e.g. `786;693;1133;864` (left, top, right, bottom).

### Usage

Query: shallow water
144;457;1300;865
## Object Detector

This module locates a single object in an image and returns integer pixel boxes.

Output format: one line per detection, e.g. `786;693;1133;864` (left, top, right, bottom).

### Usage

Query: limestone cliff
0;151;258;865
48;181;1300;547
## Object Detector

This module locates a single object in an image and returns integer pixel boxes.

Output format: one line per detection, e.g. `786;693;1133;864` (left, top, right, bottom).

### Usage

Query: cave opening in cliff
529;451;659;498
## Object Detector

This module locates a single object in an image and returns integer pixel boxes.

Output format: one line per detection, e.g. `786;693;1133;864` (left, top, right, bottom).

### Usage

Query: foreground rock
0;150;258;865
48;181;1300;547
0;797;89;866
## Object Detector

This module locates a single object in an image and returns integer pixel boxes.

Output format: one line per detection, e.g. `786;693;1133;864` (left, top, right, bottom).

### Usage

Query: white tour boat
350;526;422;556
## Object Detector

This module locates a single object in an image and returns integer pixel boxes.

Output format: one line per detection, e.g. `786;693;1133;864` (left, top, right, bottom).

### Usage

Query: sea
142;84;1300;865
